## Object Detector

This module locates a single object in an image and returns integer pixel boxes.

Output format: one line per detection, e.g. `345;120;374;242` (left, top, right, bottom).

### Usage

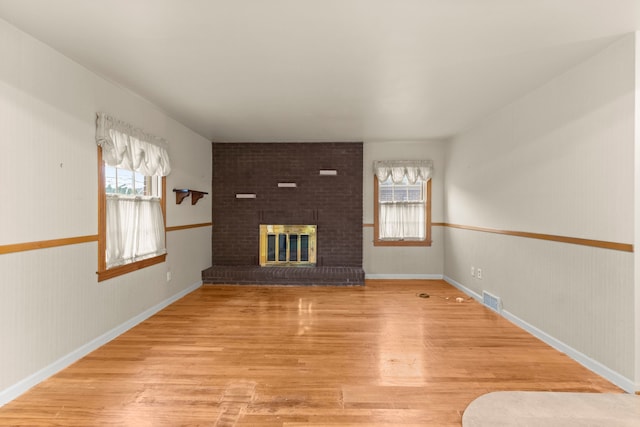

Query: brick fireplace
202;142;364;286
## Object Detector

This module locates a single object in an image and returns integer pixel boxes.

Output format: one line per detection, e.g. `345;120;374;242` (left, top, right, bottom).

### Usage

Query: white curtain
374;160;432;240
96;113;170;268
379;202;425;240
106;195;166;268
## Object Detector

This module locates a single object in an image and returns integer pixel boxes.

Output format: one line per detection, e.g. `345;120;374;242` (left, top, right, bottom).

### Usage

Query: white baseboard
443;275;482;301
501;309;636;394
365;274;444;280
0;281;203;407
443;276;636;394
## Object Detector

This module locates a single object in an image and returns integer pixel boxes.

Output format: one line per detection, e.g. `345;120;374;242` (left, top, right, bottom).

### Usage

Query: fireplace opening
259;225;316;266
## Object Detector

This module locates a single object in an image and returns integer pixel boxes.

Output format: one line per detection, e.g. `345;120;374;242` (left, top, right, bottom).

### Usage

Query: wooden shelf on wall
173;189;208;205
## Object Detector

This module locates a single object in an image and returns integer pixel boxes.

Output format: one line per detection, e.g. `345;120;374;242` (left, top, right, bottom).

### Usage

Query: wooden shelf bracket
173;189;208;205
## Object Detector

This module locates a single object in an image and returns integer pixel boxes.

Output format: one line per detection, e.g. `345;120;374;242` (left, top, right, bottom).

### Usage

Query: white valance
373;160;433;184
96;112;171;176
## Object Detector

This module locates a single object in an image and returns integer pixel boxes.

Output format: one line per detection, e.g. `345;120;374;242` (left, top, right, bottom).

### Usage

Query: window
105;166;154;196
373;160;432;247
96;113;171;281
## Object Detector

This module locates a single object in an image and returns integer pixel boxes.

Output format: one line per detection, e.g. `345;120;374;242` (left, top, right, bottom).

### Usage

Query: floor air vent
482;291;502;313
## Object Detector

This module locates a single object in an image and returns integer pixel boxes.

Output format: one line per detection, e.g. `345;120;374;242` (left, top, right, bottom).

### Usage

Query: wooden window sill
97;254;166;282
373;240;432;247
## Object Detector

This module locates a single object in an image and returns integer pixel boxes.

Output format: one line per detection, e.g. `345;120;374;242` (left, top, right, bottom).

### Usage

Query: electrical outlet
477;268;482;280
166;271;172;282
471;266;475;277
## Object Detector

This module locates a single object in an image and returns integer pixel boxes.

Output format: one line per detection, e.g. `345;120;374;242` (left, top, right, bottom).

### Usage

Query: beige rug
462;391;640;426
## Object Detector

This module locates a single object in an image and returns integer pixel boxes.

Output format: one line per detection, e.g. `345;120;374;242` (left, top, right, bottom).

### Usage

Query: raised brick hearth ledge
202;266;365;286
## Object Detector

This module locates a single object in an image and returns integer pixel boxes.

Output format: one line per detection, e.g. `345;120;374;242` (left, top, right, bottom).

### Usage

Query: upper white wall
445;36;634;243
0;19;211;243
0;17;211;398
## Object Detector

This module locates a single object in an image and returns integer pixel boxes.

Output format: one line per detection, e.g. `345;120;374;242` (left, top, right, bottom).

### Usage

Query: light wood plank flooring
0;280;622;426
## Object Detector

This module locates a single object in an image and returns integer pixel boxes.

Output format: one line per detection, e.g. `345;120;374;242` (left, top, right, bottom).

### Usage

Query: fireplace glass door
260;225;316;266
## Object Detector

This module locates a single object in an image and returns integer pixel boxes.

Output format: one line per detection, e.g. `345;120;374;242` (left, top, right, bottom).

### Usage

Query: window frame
373;175;432;247
97;147;167;282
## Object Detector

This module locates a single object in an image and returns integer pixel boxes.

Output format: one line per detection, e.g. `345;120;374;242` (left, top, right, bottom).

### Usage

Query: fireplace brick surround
202;142;364;286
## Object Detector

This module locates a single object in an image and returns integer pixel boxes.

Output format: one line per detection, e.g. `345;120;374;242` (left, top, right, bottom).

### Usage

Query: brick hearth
202;265;365;286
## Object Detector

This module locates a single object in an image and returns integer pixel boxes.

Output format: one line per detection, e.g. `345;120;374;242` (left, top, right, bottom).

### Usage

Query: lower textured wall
0;219;210;404
444;226;635;390
0;227;211;404
363;225;444;278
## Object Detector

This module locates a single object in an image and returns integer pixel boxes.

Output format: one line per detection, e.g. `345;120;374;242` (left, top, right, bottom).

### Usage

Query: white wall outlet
477;268;483;280
471;266;475;277
166;271;172;282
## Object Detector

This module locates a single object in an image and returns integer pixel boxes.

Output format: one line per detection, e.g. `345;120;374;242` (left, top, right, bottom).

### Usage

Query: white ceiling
0;0;639;142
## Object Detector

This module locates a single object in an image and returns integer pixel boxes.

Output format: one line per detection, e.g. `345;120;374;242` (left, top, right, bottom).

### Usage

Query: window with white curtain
95;113;171;281
373;160;432;246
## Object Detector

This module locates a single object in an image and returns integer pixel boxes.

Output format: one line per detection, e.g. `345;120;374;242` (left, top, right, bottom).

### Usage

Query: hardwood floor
0;280;622;426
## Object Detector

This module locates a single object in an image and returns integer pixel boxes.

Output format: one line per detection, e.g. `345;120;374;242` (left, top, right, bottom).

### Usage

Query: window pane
396;186;409;201
379;178;424;202
379;186;394;202
116;169;134;195
105;165;117;194
278;234;287;261
267;235;276;261
300;235;309;261
407;185;423;201
105;166;159;197
290;234;298;261
134;172;146;195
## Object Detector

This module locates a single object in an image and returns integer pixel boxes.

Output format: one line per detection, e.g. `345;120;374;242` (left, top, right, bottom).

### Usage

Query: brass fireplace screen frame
259;225;317;266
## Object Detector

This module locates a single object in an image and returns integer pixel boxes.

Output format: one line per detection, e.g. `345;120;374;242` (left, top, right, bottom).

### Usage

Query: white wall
363;140;445;278
0;18;212;402
444;35;636;391
634;32;640;393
